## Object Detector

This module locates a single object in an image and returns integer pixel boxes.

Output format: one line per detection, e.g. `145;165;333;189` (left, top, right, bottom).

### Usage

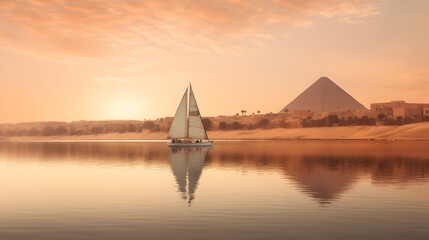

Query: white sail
168;88;188;139
188;85;209;140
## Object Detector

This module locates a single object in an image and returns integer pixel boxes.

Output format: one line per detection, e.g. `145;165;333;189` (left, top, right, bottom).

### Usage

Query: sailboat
167;83;213;147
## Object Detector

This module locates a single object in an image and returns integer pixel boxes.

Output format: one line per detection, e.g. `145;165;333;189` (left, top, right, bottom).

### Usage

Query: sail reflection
168;147;208;205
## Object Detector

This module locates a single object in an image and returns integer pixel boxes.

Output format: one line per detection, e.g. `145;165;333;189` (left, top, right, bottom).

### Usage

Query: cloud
0;0;383;59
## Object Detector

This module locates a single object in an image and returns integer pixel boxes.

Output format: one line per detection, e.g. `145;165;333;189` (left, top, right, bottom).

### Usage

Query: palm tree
241;110;247;115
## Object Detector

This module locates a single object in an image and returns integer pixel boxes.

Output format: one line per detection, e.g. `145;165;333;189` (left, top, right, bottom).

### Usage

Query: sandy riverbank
3;123;429;141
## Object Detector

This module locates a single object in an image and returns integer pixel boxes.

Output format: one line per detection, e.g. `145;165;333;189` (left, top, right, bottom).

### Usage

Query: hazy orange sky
1;0;429;122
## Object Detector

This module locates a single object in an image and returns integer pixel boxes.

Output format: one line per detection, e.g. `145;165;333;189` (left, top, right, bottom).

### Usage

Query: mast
186;83;190;139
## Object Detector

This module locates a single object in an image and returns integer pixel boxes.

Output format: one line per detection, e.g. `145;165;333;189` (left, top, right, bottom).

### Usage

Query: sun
108;97;142;120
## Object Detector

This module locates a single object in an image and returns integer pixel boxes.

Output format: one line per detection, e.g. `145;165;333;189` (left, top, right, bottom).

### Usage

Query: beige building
371;101;429;120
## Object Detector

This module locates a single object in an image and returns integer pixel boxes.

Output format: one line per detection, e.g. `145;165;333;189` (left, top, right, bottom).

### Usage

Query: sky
1;0;429;123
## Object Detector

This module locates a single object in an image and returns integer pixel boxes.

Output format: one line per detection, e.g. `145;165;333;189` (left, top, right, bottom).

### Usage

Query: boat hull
168;141;213;147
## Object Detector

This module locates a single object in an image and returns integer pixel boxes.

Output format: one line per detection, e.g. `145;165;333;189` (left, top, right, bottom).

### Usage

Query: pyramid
280;77;367;113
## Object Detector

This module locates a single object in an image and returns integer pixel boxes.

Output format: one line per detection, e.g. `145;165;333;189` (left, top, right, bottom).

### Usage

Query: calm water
1;140;429;240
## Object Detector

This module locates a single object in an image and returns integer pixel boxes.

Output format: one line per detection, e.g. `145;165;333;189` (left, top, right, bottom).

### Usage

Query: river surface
1;140;429;240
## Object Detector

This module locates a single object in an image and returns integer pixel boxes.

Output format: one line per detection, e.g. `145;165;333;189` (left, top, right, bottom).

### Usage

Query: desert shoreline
2;122;429;142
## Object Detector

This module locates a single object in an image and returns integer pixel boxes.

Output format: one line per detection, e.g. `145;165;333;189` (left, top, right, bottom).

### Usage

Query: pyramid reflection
284;156;357;205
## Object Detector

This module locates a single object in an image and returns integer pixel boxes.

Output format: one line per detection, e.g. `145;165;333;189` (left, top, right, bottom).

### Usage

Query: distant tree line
376;113;429;126
301;115;377;127
2;114;429;137
218;118;271;130
0;121;162;137
301;114;429;128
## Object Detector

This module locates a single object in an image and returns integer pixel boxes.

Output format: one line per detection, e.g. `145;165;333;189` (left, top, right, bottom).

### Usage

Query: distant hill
280;77;367;113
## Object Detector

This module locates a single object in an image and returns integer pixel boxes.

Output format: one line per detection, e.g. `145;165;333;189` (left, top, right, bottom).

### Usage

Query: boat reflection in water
168;147;209;205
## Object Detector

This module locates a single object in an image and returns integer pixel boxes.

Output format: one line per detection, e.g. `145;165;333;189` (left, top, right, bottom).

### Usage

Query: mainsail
168;88;188;139
168;84;209;140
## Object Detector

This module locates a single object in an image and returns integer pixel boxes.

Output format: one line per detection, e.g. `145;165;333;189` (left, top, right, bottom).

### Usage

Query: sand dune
208;123;429;140
3;123;429;141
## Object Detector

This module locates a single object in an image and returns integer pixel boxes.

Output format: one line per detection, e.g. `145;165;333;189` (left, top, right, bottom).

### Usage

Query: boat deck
168;141;213;147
